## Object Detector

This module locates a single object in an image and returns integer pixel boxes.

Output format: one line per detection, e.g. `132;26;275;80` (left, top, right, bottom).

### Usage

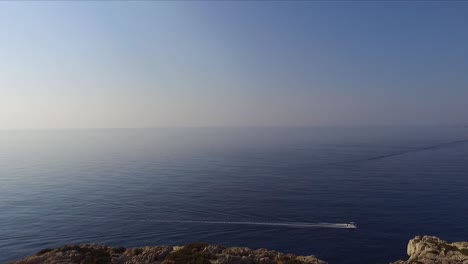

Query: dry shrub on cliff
162;243;212;264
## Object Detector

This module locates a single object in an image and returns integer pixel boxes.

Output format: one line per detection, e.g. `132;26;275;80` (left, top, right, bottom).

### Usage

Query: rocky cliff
392;236;468;264
9;243;326;264
10;236;468;264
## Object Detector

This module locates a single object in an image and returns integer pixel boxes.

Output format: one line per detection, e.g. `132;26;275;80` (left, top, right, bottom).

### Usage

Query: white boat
345;222;357;229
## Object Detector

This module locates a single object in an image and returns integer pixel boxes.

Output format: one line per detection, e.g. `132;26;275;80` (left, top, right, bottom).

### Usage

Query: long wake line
138;220;354;229
365;139;468;161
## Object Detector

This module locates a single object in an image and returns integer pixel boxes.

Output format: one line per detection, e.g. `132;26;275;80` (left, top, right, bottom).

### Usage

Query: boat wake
139;220;356;229
365;139;468;161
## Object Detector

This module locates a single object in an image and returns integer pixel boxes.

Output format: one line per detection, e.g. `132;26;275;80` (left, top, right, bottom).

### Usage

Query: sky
1;1;467;129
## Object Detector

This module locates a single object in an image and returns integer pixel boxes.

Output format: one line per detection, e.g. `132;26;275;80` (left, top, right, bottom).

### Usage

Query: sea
1;127;467;264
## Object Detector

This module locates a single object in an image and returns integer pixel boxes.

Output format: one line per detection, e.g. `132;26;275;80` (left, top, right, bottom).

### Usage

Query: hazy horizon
1;124;467;131
1;1;468;129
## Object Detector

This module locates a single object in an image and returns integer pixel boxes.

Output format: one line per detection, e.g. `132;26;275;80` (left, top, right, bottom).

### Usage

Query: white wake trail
141;220;354;229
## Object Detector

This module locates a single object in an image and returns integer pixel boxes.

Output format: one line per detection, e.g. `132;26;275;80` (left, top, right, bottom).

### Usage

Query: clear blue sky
1;1;467;128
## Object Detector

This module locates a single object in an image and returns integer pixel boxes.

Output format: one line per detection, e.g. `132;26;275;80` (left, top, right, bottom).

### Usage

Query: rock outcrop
392;236;468;264
10;243;327;264
10;236;468;264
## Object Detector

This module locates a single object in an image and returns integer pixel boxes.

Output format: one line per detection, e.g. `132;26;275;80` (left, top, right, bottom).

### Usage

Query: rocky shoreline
10;243;326;264
391;236;468;264
9;236;468;264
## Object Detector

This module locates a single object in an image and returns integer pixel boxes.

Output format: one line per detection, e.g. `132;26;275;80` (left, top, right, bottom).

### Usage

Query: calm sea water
1;127;467;264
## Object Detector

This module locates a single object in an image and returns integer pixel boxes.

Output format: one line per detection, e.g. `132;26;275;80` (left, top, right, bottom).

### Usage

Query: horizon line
0;124;466;131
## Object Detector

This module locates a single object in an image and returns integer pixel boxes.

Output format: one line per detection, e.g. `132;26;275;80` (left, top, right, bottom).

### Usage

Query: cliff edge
392;236;468;264
9;236;468;264
9;243;326;264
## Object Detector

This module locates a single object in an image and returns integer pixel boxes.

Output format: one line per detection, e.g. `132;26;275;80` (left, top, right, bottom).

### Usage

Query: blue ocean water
1;127;467;264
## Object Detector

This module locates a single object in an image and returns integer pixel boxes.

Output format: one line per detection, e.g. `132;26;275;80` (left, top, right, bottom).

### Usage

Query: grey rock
391;236;468;264
9;243;326;264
